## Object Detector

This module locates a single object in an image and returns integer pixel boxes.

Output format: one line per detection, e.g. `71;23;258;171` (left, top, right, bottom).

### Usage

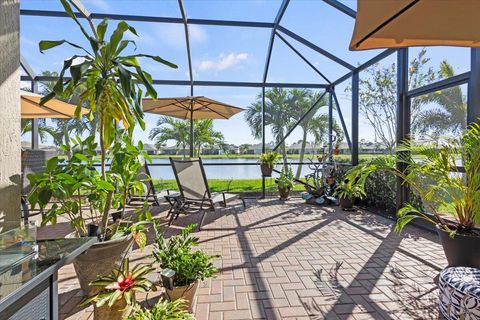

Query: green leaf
96;18;109;41
124;54;178;69
38;189;53;205
74;153;89;162
46;157;59;171
97;180;115;191
39;40;88;54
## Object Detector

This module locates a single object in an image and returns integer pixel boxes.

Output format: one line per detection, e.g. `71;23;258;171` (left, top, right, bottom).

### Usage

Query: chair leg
199;210;207;230
241;198;246;208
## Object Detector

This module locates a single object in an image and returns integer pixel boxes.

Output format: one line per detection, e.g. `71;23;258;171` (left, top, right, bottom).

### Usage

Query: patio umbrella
143;96;244;157
350;0;480;51
21;90;88;119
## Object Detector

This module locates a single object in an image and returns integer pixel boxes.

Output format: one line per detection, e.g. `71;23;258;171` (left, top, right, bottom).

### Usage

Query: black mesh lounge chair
127;162;176;206
169;157;246;228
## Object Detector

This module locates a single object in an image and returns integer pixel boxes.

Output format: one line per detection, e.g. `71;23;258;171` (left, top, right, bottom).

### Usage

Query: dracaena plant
39;0;177;235
345;122;480;236
83;258;156;316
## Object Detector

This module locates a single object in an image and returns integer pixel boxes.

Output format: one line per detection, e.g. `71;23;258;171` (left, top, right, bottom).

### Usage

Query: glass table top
0;237;95;303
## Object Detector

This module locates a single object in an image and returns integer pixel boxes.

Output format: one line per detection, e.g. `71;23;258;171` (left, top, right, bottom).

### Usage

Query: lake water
147;158;318;180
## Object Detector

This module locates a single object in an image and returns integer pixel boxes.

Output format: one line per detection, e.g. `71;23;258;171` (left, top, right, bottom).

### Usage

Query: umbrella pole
189;108;194;158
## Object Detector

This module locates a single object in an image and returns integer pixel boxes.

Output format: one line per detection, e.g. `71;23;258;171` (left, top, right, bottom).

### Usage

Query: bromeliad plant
259;151;280;167
153;223;218;287
39;0;177;236
345;122;480;236
83;258;156;316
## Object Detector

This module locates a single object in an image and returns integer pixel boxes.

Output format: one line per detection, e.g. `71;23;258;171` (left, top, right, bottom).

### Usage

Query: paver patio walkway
53;199;446;320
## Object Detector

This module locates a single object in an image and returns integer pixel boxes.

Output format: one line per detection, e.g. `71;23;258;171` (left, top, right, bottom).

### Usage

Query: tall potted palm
346;122;480;268
37;0;176;294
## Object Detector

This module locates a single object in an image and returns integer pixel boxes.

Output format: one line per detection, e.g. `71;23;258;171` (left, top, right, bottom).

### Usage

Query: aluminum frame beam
468;49;480;124
351;71;359;165
322;0;356;18
332;91;352;150
409;71;470;98
177;0;193;96
20;75;329;89
262;0;290;83
396;48;410;209
333;49;397;86
21;55;36;80
277;26;355;71
20;9;274;28
275;31;331;84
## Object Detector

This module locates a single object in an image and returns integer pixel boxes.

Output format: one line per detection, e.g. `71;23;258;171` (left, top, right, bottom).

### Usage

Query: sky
20;0;471;147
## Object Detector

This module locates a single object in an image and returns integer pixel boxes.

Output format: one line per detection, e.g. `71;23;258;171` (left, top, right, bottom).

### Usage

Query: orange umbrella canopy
350;0;480;51
143;96;244;120
21;90;88;119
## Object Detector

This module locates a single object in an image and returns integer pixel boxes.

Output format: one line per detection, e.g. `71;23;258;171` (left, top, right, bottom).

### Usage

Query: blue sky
20;0;471;147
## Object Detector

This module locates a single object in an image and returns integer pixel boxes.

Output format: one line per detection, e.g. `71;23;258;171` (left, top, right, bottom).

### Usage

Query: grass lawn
153;178;307;193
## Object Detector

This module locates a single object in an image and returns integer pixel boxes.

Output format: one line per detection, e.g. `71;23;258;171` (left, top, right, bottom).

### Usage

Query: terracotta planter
437;225;480;268
278;187;291;200
164;281;199;312
93;298;128;320
260;163;273;177
73;235;133;296
333;148;341;155
339;197;354;210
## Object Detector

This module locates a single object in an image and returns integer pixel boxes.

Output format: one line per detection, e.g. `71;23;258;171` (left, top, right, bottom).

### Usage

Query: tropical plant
21;118;57;143
346;122;480;235
83;258;156;317
259;151;280;167
27;136;111;236
149;117;190;156
153;223;218;287
276;166;294;190
39;0;177;234
109;134;150;214
127;298;195;320
193;119;225;156
334;180;366;200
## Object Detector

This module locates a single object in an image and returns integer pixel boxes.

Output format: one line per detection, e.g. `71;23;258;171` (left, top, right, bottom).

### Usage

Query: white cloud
189;25;207;43
197;53;249;72
154;24;207;49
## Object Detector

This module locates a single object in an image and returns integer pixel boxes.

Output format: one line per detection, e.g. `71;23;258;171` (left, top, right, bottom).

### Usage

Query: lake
146;158;319;180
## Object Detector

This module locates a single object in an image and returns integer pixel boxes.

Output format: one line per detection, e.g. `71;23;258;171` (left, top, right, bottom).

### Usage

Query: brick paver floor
53;199;447;319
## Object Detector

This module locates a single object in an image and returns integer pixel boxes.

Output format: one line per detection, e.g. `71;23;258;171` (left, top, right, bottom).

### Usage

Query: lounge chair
127;162;176;206
169;157;245;228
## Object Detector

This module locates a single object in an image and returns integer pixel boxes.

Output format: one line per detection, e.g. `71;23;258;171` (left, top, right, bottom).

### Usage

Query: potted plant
259;151;279;177
334;181;365;210
275;166;294;200
33;0;176;294
153;223;218;311
127;299;195;320
333;143;341;155
28;136;150;295
346;122;480;268
83;258;156;320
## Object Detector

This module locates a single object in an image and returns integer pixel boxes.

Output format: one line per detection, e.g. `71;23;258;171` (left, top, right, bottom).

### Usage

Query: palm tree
149;117;225;157
149;117;190;156
289;89;329;178
417;61;467;138
193;119;225;156
245;88;294;168
21;119;57;144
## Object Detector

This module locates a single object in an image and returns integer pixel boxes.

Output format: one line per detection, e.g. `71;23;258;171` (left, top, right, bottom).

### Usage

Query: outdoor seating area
1;0;480;320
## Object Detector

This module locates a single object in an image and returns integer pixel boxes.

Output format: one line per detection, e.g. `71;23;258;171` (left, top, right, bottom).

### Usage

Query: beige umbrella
143;96;244;157
350;0;480;51
21;90;89;119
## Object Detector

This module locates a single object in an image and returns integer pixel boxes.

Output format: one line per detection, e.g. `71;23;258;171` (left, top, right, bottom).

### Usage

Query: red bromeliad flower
117;272;134;291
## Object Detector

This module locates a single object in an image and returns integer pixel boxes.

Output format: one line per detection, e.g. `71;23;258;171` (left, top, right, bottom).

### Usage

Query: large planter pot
339;197;354;210
278;187;291;200
260;163;273;177
73;235;133;296
164;281;199;312
437;225;480;268
93;298;128;320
